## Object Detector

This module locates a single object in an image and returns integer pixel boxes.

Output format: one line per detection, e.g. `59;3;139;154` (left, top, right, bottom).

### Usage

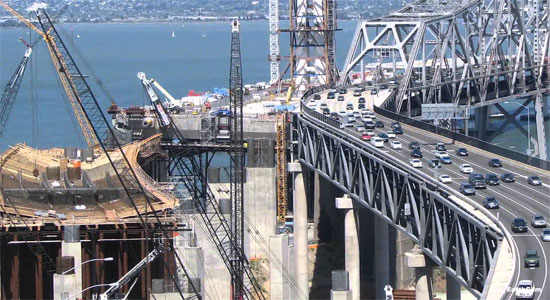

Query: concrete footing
331;290;352;300
54;241;83;300
335;195;360;300
270;234;290;300
405;246;433;300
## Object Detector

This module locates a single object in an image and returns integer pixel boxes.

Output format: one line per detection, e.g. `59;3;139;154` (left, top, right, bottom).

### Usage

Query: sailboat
171;30;176;38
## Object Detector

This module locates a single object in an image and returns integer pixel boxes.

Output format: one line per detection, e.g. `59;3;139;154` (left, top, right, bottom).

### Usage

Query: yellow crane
0;1;99;148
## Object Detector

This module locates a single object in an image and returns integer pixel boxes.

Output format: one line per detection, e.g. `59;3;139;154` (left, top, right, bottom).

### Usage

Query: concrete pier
330;270;352;300
292;163;310;300
446;274;461;300
270;234;290;300
335;195;360;300
374;216;391;299
405;246;433;300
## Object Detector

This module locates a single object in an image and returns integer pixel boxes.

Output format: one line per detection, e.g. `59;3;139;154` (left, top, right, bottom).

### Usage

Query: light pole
504;101;531;155
61;257;113;300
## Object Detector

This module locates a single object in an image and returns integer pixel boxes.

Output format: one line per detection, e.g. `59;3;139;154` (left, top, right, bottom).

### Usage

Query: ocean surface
0;20;548;158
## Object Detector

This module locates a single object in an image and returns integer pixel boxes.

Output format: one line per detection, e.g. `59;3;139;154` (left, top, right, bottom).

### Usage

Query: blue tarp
275;105;296;111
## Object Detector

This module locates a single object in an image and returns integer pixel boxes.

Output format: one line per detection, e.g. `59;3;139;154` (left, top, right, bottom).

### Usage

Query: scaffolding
275;113;287;224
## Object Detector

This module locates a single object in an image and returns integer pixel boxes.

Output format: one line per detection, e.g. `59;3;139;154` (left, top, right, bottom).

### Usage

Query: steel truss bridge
339;0;550;160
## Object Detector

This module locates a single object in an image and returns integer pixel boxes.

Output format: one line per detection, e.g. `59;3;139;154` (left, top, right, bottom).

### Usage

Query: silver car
531;215;547;228
541;229;550;242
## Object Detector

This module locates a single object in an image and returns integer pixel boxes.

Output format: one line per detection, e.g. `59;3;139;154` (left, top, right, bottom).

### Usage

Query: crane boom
0;43;32;139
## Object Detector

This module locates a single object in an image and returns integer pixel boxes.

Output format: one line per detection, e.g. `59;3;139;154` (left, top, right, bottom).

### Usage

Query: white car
410;159;422;168
366;130;376;136
339;123;346;129
438;175;452;183
320;103;328;108
460;164;473;174
386;131;396;138
368;113;376;119
515;280;535;299
307;102;316;108
435;151;448;159
363;117;373;123
356;125;365;132
390;141;402;149
348;116;356;123
371;137;384;148
338;111;347;117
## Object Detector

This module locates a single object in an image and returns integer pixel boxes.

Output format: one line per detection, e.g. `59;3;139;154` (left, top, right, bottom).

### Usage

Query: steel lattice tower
229;19;245;300
268;0;280;84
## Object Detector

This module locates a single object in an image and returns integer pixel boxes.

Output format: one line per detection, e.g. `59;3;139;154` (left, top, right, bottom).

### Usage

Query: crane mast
229;19;245;300
0;41;32;139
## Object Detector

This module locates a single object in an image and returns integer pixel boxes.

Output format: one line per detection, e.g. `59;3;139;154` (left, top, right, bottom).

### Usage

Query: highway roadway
306;88;550;300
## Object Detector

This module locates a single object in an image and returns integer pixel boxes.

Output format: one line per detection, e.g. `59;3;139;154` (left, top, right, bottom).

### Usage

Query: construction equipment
31;8;201;299
275;113;287;224
0;39;32;139
138;71;266;300
0;1;99;148
99;245;164;300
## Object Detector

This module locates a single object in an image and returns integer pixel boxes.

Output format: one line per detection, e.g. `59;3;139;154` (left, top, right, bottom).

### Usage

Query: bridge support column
330;270;352;300
405;246;433;300
312;173;321;241
270;234;289;300
291;162;309;299
475;106;488;140
446;274;461;300
335;195;360;300
534;94;548;159
374;216;390;299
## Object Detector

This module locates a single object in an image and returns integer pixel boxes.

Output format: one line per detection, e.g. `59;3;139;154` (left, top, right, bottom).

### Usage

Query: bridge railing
373;106;550;171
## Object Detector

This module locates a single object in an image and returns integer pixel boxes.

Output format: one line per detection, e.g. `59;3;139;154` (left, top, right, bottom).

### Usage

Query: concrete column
312;173;321;241
270;235;289;300
405;246;433;300
331;290;352;300
374;216;390;299
287;244;298;300
57;241;83;300
335;196;360;300
293;168;309;300
178;245;205;299
446;274;461;300
395;230;415;289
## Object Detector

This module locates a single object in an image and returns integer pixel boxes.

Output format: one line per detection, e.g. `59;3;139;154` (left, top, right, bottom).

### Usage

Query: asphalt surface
306;88;550;300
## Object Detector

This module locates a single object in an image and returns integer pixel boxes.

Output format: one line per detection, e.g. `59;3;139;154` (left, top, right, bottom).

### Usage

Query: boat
201;33;206;38
171;30;176;38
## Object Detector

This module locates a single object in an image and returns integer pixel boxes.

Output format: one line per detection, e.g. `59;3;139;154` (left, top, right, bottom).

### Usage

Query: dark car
469;173;487;189
313;94;321;100
483;196;500;209
527;175;542;186
393;126;403;134
410;149;423;158
488;158;502;168
322;108;330;115
330;112;338;118
409;141;420;150
358;97;366;104
429;159;441;168
485;173;500;186
456;148;468;156
339;88;347;94
358;103;365;109
460;183;476;195
435;143;446;151
338;95;345;101
364;121;375;129
375;121;384;128
524;250;540;268
391;122;401;129
500;173;515;183
327;92;335;99
378;133;389;142
511;218;528;233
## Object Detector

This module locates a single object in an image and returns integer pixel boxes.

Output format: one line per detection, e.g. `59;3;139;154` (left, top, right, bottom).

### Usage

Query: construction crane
0;39;32;139
229;19;246;300
0;1;99;148
138;71;266;300
31;8;201;299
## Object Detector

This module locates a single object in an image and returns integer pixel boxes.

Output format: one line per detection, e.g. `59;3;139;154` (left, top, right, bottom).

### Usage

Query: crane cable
29;25;39;176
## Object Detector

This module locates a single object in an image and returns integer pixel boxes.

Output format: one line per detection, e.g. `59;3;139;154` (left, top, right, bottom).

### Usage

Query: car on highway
338;111;347;117
353;90;362;97
393;126;403;134
386;131;396;138
356;125;365;132
410;149;423;158
484;173;500;186
531;215;547;228
435;151;448;159
348;116;356;123
390;141;402;149
375;120;384;128
322;108;330;115
339;88;347;94
378;133;389;142
527;175;542;186
500;173;515;183
361;133;372;141
429;159;441;168
459;164;473;174
364;121;375;130
370;89;378;95
511;218;528;233
320;102;327;108
438;175;452;183
345;123;354;127
338;95;345;101
339;123;346;129
358;103;365;109
541;229;550;242
353;111;361;118
371;137;384;148
313;94;321;100
469;173;487;189
459;183;476;195
330;112;339;118
391;121;401;129
409;159;422;168
440;156;452;164
408;141;420;150
346;103;354;110
456;147;468;156
358;97;366;103
435;143;446;151
515;280;535;299
367;112;376;119
483;196;500;209
488;158;502;167
366;130;376;136
327;92;335;99
523;250;540;268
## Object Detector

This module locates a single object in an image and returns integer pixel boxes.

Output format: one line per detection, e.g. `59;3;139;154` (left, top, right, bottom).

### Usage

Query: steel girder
341;0;549;115
295;112;502;297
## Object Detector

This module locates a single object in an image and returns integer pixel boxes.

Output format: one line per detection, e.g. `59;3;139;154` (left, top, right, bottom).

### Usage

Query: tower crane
0;39;32;139
0;1;99;148
138;70;266;300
